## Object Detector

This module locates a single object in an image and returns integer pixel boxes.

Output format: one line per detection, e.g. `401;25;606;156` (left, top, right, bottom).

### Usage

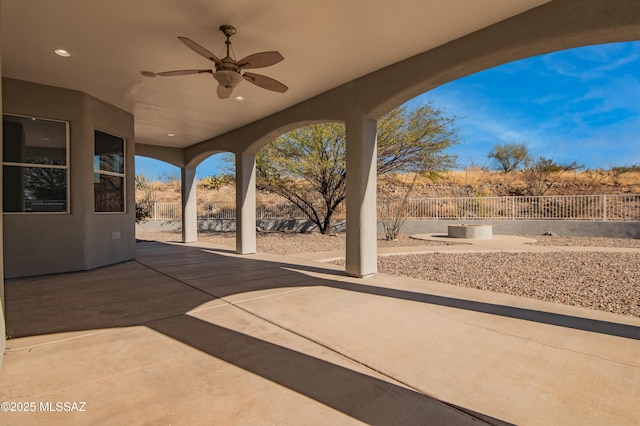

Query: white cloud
574;75;640;115
416;41;640;169
542;42;640;81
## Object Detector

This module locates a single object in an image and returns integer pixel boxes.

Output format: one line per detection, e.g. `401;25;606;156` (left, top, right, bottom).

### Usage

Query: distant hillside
379;168;640;198
136;169;640;207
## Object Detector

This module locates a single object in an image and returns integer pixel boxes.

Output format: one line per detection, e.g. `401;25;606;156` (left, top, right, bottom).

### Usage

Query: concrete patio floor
1;240;639;425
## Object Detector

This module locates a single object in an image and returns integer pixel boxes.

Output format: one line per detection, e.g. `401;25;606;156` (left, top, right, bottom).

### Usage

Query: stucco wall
84;94;136;270
397;220;640;239
2;78;135;278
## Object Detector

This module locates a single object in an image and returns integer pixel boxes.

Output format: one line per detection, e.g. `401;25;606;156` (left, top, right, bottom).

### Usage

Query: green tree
487;142;531;173
257;123;346;234
256;103;459;234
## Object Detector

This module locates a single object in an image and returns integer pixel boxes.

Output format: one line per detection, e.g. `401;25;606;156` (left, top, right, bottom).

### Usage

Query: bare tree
522;157;582;196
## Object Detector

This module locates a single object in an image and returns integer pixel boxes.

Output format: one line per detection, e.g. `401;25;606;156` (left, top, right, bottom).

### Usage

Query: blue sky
426;41;640;169
136;41;640;179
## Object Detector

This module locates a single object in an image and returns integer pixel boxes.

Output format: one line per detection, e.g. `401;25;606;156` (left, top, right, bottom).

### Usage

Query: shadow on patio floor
4;241;522;425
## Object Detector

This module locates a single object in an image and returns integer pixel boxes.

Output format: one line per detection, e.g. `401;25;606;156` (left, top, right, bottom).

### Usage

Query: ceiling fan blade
237;51;284;69
178;36;222;66
243;72;288;93
157;69;213;77
217;85;233;99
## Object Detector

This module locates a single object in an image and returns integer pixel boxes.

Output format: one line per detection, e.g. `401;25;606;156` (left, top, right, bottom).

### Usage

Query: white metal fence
151;202;182;220
144;194;640;222
378;194;640;221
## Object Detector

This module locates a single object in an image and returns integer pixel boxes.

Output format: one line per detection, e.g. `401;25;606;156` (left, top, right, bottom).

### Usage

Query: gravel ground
525;234;640;248
375;252;640;317
136;229;640;317
136;230;465;255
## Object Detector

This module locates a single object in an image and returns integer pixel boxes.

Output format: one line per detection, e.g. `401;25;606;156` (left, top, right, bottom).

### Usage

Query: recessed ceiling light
54;49;71;57
234;96;245;101
167;133;175;137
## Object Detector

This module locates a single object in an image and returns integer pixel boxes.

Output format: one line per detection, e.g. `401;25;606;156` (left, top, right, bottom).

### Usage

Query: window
94;130;125;212
2;115;69;213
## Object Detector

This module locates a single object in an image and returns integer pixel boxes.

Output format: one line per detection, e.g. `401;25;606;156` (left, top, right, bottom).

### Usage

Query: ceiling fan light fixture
159;26;287;96
213;70;243;88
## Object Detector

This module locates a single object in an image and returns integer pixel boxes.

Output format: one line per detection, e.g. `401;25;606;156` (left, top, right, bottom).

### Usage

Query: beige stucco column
345;116;378;277
0;1;6;367
236;151;257;254
181;166;198;243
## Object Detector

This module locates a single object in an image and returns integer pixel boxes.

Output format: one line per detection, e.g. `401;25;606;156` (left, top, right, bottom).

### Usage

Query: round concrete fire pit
448;224;492;239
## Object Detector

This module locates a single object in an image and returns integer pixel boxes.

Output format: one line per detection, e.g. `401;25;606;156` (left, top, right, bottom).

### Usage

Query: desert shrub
199;174;233;190
136;201;152;223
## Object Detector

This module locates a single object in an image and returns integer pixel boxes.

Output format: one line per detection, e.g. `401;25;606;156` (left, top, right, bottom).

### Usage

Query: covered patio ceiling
1;0;549;149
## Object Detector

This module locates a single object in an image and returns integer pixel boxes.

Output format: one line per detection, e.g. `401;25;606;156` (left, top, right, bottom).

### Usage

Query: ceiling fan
157;25;288;99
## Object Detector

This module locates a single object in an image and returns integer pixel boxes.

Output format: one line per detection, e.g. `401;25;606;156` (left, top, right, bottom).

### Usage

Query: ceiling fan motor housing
214;70;243;88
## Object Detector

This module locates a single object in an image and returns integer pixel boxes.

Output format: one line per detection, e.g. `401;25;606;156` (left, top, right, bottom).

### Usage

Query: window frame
93;128;126;214
2;113;70;215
